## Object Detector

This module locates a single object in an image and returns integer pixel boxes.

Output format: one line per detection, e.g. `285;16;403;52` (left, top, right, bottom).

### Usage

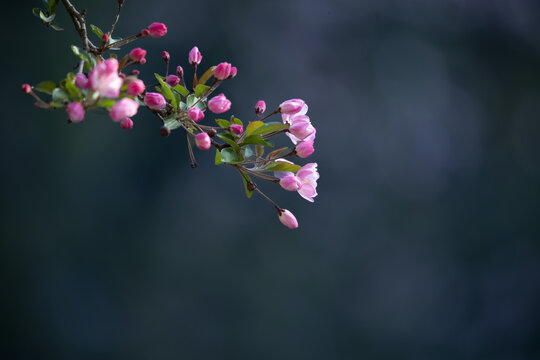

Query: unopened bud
189;46;202;65
176;66;184;78
131;70;140;75
230;124;243;135
120;117;134;130
195;132;211;150
102;33;109;43
255;100;266;115
159;126;171;137
21;84;31;94
206;128;217;137
166;74;180;87
148;23;167;38
162;51;170;62
229;66;237;79
140;29;150;37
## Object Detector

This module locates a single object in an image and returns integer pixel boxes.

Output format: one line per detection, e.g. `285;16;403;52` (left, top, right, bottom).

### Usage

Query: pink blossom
129;48;147;63
126;79;145;96
188;107;205;122
88;58;123;99
166;75;180;87
287;127;316;145
279;99;305;114
66;102;85;122
214;62;232;80
120;117;133;130
288;115;315;140
74;73;89;89
282;103;308;124
275;162;319;202
148;22;167;37
279;175;302;191
144;92;167;110
176;66;184;77
255;100;266;115
189;46;202;65
21;84;31;94
207;93;231;114
295;140;314;158
278;209;298;229
229;66;237;78
195;132;211;150
109;98;139;122
230;124;243;135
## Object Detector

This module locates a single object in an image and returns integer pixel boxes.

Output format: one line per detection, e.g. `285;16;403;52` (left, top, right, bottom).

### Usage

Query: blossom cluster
22;0;319;229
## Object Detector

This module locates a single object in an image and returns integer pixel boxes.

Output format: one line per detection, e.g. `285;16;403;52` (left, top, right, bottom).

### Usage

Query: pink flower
255;100;266;115
295;140;314;158
279;99;305;114
288;115;315;141
214;62;232;80
279;175;302;191
195;132;211;150
129;48;147;63
166;75;180;87
275;162;319;202
126;79;145;96
278;209;298;229
121;117;133;129
66;102;85;122
144;92;167;110
208;93;231;114
21;84;31;94
109;98;139;122
229;66;237;78
230;124;243;135
176;66;184;77
189;46;202;65
188;107;205;122
88;58;123;98
282;103;308;124
148;22;167;37
74;74;89;89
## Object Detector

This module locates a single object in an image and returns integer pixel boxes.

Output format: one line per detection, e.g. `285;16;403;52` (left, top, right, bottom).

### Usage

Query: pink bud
207;93;231;114
229;66;237;78
278;209;298;229
66;102;85;122
255;100;266;115
131;70;140;75
176;66;184;78
148;22;167;37
188;107;205;122
140;29;150;37
189;46;202;65
88;58;123;99
140;58;147;65
214;62;232;80
195;132;211;150
120;117;134;129
166;75;180;87
162;51;170;62
289;116;315;140
230;124;243;135
126;79;145;96
280;175;302;191
110;98;139;122
144;92;167;110
21;83;31;94
102;33;109;43
74;73;89;89
129;48;147;63
279;99;305;114
295;141;314;158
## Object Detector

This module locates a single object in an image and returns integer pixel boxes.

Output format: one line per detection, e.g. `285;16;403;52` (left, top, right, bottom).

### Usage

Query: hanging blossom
20;0;320;229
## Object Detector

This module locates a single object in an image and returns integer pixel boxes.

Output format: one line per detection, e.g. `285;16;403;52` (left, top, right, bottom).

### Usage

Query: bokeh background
2;0;540;358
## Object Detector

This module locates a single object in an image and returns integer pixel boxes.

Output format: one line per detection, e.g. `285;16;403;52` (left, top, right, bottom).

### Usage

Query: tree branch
60;0;98;54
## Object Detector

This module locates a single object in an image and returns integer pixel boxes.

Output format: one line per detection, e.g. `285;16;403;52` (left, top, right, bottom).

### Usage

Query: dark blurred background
2;0;540;358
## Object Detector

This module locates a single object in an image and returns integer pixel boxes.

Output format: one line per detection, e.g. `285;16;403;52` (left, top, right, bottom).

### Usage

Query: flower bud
131;70;140;75
188;107;205;122
289;116;315;140
74;73;89;89
195;132;211;150
279;99;305;114
67;102;85;122
102;33;109;43
129;48;147;63
118;0;125;5
189;46;202;65
206;128;217;137
280;175;301;191
230;124;243;135
21;84;32;94
214;62;232;80
120;117;133;130
140;29;150;37
148;22;167;37
278;209;298;229
255;100;266;115
110;98;139;122
162;51;170;62
176;66;184;78
207;93;231;114
295;140;314;158
166;75;180;87
144;92;167;110
159;126;171;137
126;79;145;96
229;66;237;79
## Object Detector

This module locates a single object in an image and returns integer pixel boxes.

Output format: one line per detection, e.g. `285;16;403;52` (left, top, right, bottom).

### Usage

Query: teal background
2;0;540;358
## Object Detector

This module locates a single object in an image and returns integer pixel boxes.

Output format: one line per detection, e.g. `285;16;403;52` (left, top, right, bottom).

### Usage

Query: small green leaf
240;172;254;198
52;88;68;103
243;146;254;159
98;99;116;109
40;11;56;23
231;117;243;126
50;22;64;31
243;134;273;147
245;121;265;137
186;94;198;108
173;84;189;97
64;78;79;97
195;84;210;98
45;0;58;14
34;81;56;95
266;147;290;160
198;66;216;86
215;119;231;128
220;148;243;164
163;116;183;131
32;8;43;18
90;24;104;38
263;161;301;173
251;122;289;136
155;73;176;109
215;149;223;165
255;145;265;158
49;102;64;108
216;133;240;153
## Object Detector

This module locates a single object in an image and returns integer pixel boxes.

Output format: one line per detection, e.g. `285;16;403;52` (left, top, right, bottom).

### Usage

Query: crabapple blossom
120;117;133;129
21;84;31;94
295;140;314;158
126;79;145;96
255;100;266;115
278;209;298;229
195;132;211;150
166;75;180;87
275;162;319;202
208;93;231;113
189;46;202;65
288;115;315;140
67;102;85;122
280;175;302;191
74;73;89;89
176;66;184;77
188;107;205;122
230;124;243;135
144;92;167;110
279;99;305;114
148;22;167;37
88;58;123;98
229;67;237;78
214;62;232;80
129;48;146;63
109;98;139;122
162;51;170;62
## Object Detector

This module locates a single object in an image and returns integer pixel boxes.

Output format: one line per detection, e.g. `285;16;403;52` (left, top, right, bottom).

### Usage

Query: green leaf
231;117;243;126
50;22;63;31
255;145;265;158
215;149;223;165
266;147;290;160
240;172;254;198
155;73;176;109
263;161;301;173
52;88;68;103
243;134;273;147
40;12;56;23
243;146;254;159
220;148;243;164
90;24;104;39
45;0;58;14
198;66;216;86
250;122;289;136
195;84;210;98
216;133;240;153
63;78;79;97
185;94;198;108
49;102;64;108
32;8;43;18
173;84;189;97
245;121;265;137
34;81;56;95
163;115;183;131
215;119;231;128
98;99;116;109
